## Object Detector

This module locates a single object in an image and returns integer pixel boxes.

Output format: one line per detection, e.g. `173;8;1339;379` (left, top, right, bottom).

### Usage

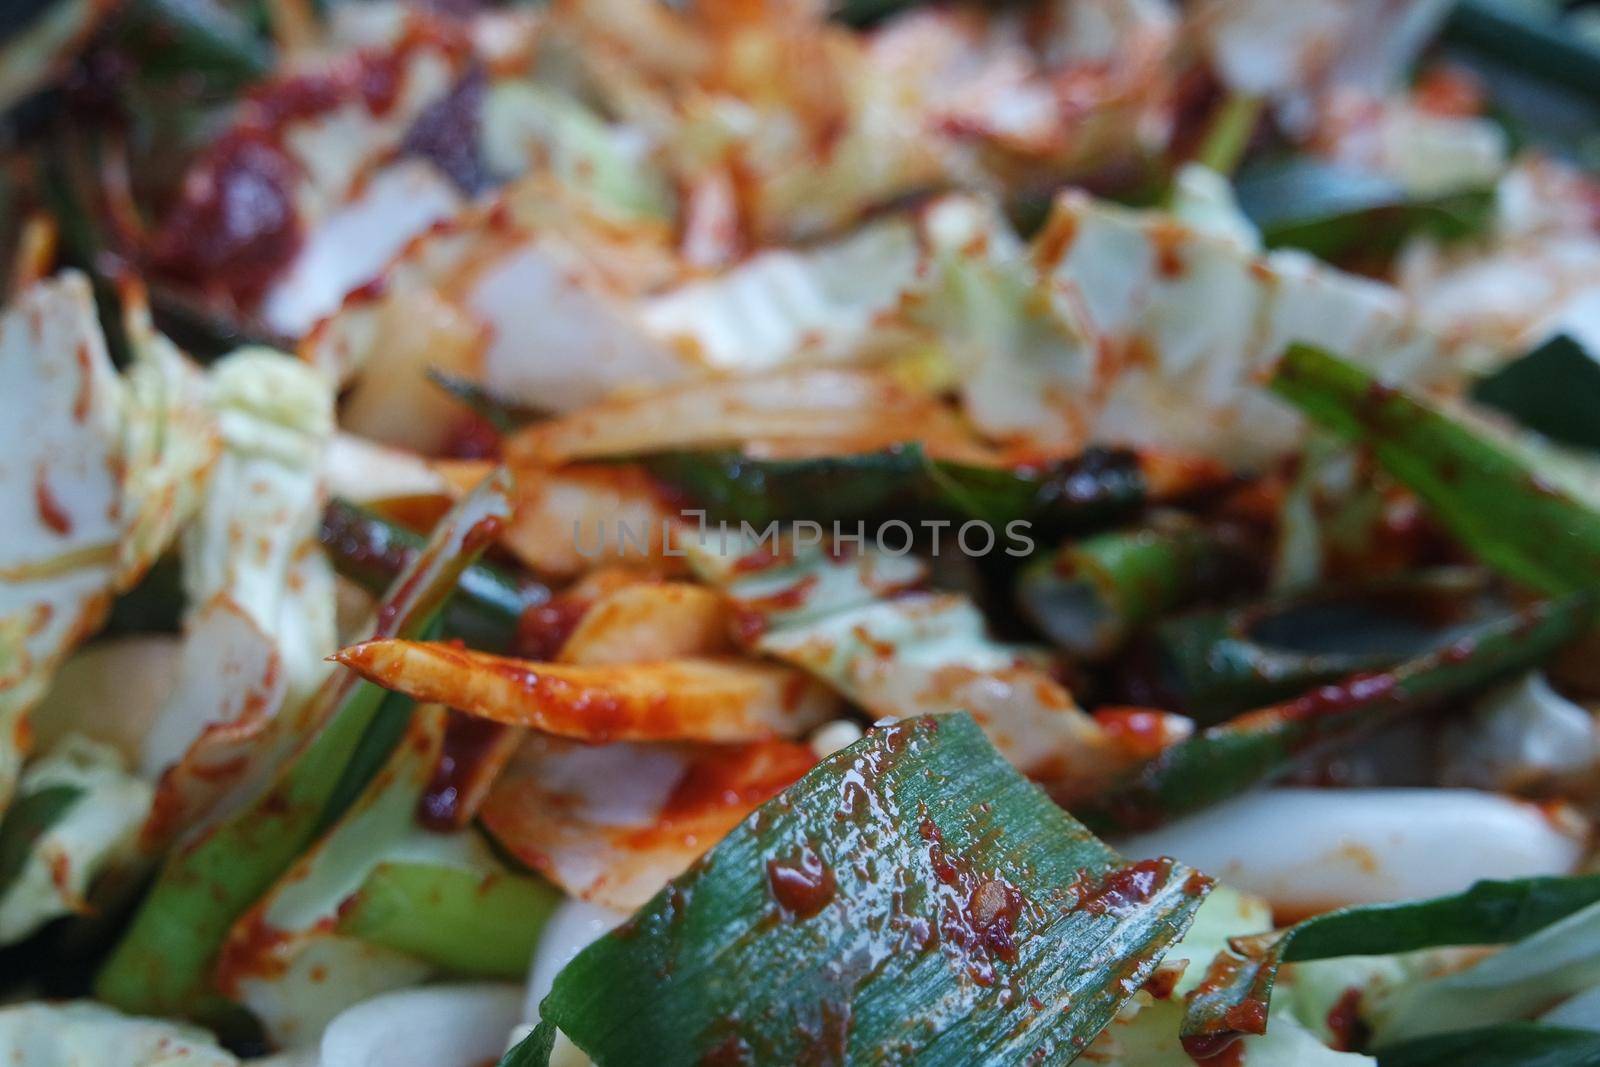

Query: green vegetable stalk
1377;1023;1600;1067
1144;568;1498;720
1270;343;1600;596
1077;593;1590;834
335;859;559;979
0;784;82;896
643;443;1147;534
95;469;513;1021
1235;158;1493;261
319;499;550;652
1017;513;1246;660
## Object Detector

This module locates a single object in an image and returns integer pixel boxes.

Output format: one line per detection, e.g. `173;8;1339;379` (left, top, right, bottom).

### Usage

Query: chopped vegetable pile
2;0;1600;1065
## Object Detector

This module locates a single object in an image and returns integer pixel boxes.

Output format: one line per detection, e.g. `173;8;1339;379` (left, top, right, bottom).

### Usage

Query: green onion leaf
1181;873;1600;1057
521;713;1211;1066
1078;593;1590;834
1144;568;1502;720
1472;335;1600;454
1270;342;1600;596
320;499;550;653
1377;1023;1600;1067
642;444;1145;535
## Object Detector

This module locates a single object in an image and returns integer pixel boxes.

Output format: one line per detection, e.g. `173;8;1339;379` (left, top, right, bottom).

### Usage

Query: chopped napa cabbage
948;190;1454;464
635;209;930;373
0;273;123;807
481;83;673;222
138;349;336;843
1169;163;1263;248
261;161;463;339
0;273;214;808
1319;98;1508;199
563;0;1175;241
1196;0;1453;106
180;349;336;703
685;535;1126;791
1401;158;1600;361
0;734;151;944
26;636;180;764
0;1001;236;1066
303;174;682;408
116;303;220;590
1369;898;1600;1045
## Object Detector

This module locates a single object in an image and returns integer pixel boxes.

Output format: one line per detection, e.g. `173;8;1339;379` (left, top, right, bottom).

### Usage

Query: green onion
319;499;550;653
1077;594;1590;834
94;470;513;1022
642;444;1146;534
335;859;559;979
1472;334;1600;453
1271;343;1600;596
1017;514;1246;660
1145;568;1499;720
1182;873;1600;1057
510;713;1212;1066
1377;1023;1600;1067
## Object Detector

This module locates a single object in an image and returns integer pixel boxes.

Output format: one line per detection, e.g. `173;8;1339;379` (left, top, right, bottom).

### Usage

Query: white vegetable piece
261;160;462;338
1086;884;1376;1064
321;984;525;1067
0;274;125;807
0;1001;236;1066
1441;672;1600;791
1115;788;1586;915
27;636;181;763
523;898;629;1024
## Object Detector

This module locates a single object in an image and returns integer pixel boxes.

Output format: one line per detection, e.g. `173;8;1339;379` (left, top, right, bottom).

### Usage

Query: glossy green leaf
1473;335;1600;453
500;1020;558;1067
1271;343;1600;596
1181;874;1600;1057
1377;1023;1600;1067
1078;593;1589;834
94;469;513;1021
533;713;1212;1066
